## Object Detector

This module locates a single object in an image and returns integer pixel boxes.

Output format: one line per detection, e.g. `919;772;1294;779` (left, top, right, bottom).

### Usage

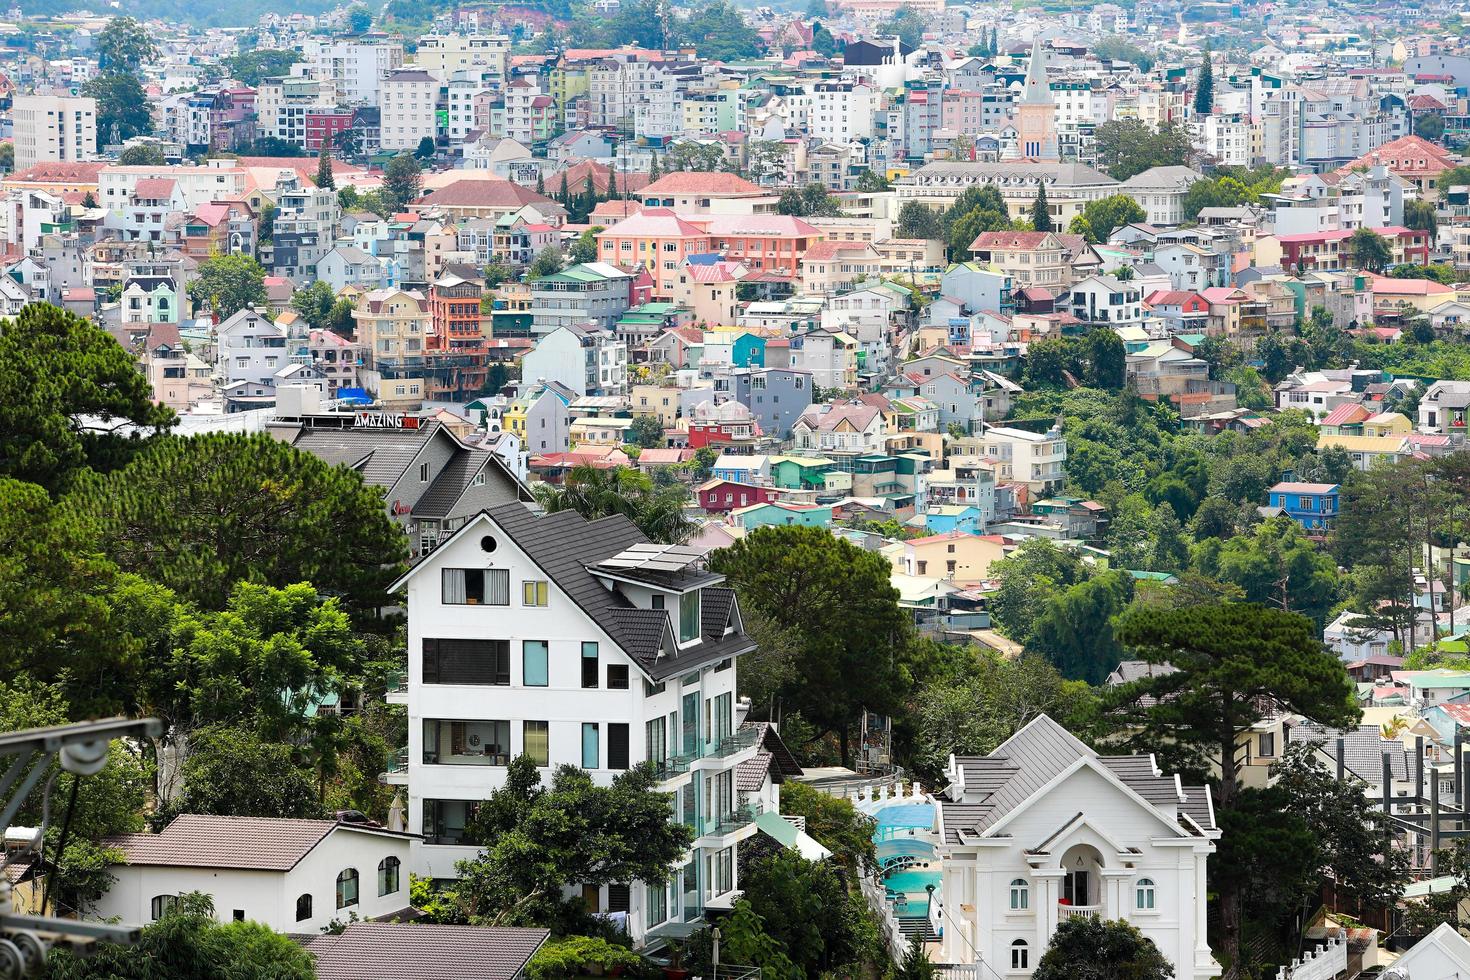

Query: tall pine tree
536;170;546;195
1030;183;1053;232
607;166;619;199
315;142;335;190
558;172;570;208
1195;46;1214;115
649;152;661;180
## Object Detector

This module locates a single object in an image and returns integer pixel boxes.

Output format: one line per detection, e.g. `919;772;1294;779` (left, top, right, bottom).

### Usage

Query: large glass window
681;692;699;754
679;590;701;643
609;723;629;770
523;720;549;766
378;857;401;896
422;638;509;685
646;882;668;926
423;719;511;765
522;641;548;686
582;642;599;688
422;799;478;845
582;722;600;769
441;567;509;605
335;869;359;909
646;717;667;764
713;693;732;744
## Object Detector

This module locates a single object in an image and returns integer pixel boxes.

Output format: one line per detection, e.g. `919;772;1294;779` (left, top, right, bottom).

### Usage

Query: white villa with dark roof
933;716;1220;979
93;814;414;933
388;503;762;943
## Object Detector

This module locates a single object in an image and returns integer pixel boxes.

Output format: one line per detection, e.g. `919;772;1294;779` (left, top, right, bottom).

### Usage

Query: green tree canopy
455;757;693;928
83;72;152;150
382;153;423;212
708;525;912;764
117;143;166;166
1080;194;1148;243
188;253;268;319
1032;916;1173;980
165;723;326;820
224;49;300;85
65;432;408;623
895;201;942;240
531;464;693;544
1030;569;1134;683
96;15;158;72
1093;119;1193;181
0;304;173;493
1349;226;1393;272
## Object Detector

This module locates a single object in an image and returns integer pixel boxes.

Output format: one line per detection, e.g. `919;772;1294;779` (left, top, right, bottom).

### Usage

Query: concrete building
13;93;96;171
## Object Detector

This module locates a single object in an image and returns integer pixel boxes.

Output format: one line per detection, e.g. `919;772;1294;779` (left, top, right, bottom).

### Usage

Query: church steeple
1012;38;1058;160
1022;38;1050;105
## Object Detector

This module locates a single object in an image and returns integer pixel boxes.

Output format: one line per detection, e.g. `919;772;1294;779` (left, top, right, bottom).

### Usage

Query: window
336;869;360;909
582;642;599;688
524;720;549;765
1009;878;1029;910
150;895;177;921
647;882;668;925
441;568;509;605
1258;732;1275;757
608;663;629;689
679;590;701;644
522;580;549;606
233;909;245;921
609;722;630;770
295;893;312;921
1010;940;1028;971
582;722;600;768
422;638;509;685
1136;878;1156;910
646;716;667;764
523;641;549;686
419;462;430;482
378;857;401;896
422;799;478;845
423;719;511;765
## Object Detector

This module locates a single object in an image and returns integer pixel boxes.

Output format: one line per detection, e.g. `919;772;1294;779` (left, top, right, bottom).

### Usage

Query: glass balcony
653;752;696;781
703;803;759;837
707;726;760;759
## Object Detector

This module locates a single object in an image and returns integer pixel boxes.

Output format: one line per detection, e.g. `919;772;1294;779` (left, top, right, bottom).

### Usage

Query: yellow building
895;531;1008;581
353;287;429;411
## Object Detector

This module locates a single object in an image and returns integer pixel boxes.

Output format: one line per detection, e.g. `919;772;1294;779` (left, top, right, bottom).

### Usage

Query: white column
1193;849;1213;972
1034;868;1065;950
1101;868;1133;920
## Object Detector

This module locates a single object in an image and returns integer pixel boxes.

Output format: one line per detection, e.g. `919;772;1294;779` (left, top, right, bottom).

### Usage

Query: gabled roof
641;171;765;197
300;923;549;980
105;815;407;871
941;714;1211;844
392;505;753;681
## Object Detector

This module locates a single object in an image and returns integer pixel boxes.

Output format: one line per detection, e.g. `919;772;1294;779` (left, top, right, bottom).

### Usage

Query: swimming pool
884;869;942;916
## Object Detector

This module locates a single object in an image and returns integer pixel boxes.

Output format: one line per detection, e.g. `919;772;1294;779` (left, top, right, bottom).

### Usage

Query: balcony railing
386;746;408;774
652;752;696;781
1059;903;1101;920
704;803;759;836
707;726;761;759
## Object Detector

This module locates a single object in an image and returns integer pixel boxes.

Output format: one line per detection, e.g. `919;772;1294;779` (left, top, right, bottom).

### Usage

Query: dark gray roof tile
302;922;548;980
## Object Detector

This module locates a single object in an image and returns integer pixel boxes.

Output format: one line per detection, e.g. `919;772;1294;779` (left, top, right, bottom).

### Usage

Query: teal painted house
732;332;767;368
734;500;833;530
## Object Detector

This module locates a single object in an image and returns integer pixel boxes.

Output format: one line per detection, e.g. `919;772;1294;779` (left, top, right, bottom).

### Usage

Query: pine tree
559;172;570;207
1030;182;1053;232
607;166;619;199
649;152;662;180
583;173;597;209
1195;46;1214;115
536;171;546;195
315;142;335;190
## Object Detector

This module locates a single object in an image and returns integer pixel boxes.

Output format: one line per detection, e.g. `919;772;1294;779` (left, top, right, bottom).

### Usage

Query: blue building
1267;481;1340;532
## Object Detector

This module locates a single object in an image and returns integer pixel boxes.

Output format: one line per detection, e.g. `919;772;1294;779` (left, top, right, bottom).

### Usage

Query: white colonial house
934;716;1220;980
388;503;762;943
93;814;413;933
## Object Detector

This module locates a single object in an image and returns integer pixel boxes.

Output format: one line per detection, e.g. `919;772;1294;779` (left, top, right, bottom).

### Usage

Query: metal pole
1417;736;1425;806
1457;731;1464;808
1336;737;1345;782
1432;766;1442;877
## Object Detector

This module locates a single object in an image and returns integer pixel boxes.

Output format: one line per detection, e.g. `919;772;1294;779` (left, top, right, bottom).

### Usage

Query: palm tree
532;465;694;544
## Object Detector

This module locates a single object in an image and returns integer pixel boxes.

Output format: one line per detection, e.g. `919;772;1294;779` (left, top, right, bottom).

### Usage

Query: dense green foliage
531;464;693;544
1093;119;1193;181
0;304;174;494
188;253;268;319
1033;916;1173;980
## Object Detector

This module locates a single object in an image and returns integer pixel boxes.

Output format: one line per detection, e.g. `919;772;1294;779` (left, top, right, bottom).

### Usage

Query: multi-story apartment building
425;273;489;400
444;71;493;144
307;35;405;104
971;424;1067;496
810;81;875;142
272;176;342;285
379;69;441;152
500;79;557;145
216;306;288;394
529;262;633;336
13;93;96;170
390;505;761;945
354;286;429;410
413;34;511;81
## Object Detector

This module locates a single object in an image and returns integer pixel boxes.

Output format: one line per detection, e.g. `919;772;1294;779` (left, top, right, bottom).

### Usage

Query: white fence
1276;936;1347;980
859;871;909;963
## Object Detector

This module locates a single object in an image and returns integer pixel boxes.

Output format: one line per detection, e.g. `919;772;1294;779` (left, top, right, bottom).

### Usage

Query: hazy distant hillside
21;0;335;28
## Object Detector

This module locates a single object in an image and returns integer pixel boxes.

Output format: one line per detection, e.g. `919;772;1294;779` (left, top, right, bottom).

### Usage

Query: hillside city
8;0;1470;978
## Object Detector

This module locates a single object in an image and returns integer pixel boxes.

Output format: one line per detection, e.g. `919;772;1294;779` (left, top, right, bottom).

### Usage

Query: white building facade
390;506;762;944
935;717;1220;980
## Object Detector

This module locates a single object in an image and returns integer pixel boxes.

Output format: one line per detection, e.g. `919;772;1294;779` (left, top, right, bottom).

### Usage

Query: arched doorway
1057;843;1105;909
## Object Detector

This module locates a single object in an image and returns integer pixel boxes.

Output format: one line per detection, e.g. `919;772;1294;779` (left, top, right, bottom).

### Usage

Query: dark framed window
441;567;509;605
423;638;510;685
609;723;630;770
607;663;629;689
378;857;401;896
581;642;599;688
295;894;312;921
336;869;359;909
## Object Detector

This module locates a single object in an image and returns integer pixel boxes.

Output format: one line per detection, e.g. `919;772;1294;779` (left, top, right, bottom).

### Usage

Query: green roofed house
733;500;834;531
530;261;633;336
769;455;834;490
615;302;689;350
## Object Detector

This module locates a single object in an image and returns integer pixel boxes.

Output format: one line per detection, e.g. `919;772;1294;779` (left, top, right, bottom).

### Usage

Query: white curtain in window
442;569;467;604
486;568;510;605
